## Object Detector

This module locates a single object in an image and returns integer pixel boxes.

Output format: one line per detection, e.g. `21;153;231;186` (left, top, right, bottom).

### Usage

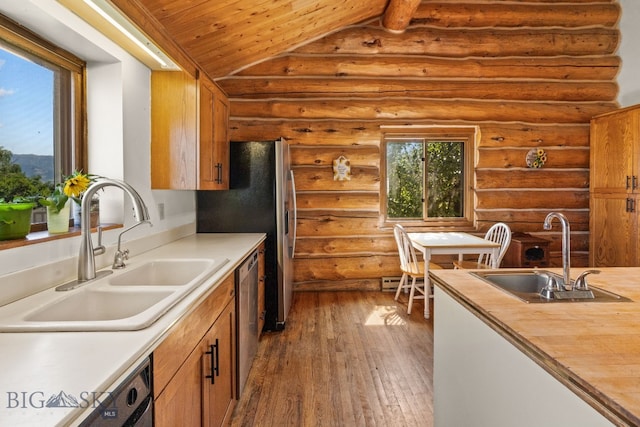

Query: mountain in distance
46;391;79;408
12;154;54;183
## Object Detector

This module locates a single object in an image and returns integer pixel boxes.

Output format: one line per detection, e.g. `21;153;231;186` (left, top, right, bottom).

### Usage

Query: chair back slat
393;224;421;274
477;222;512;267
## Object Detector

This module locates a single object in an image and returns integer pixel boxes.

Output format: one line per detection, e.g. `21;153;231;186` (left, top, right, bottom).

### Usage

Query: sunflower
63;171;93;198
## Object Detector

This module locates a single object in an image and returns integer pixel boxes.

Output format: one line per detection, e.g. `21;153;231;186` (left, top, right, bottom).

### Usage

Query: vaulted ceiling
123;0;400;79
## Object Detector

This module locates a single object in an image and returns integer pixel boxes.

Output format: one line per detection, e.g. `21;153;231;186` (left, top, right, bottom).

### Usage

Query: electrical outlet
157;202;165;220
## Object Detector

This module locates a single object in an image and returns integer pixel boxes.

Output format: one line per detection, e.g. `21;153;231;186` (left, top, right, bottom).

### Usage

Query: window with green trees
383;128;475;227
0;15;85;227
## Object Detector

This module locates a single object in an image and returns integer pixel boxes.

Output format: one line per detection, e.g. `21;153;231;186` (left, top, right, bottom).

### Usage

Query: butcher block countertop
430;267;640;427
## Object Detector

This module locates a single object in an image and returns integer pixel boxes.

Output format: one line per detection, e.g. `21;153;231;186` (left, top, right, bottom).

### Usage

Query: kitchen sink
0;257;230;332
471;270;631;304
26;289;174;322
109;259;218;286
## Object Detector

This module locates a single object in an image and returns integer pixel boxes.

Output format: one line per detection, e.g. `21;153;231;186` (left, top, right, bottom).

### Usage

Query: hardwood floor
230;291;434;426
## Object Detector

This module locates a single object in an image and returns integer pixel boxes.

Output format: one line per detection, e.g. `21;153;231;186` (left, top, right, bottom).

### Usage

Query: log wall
218;0;621;291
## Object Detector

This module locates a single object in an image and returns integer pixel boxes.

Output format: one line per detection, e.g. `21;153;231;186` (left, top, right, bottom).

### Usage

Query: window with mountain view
382;128;476;228
0;15;85;226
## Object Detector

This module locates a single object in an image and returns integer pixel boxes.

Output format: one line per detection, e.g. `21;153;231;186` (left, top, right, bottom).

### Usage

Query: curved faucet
543;212;571;289
77;178;151;282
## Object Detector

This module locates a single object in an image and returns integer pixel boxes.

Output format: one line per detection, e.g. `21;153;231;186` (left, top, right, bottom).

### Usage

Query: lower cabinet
590;194;639;266
154;273;236;427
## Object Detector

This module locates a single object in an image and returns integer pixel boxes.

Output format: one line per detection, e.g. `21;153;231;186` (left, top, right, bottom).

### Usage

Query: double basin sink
471;270;631;304
0;258;229;332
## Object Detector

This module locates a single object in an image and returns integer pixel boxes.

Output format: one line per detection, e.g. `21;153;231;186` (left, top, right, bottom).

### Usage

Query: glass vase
47;200;71;234
72;197;99;228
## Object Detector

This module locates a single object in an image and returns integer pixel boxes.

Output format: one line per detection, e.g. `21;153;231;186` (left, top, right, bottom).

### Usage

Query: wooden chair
453;222;512;269
393;224;441;314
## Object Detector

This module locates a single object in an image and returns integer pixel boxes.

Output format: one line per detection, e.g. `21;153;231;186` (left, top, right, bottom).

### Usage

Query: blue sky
0;47;54;156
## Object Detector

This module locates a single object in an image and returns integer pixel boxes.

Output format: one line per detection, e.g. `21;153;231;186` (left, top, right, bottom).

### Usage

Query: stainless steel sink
471;270;631;303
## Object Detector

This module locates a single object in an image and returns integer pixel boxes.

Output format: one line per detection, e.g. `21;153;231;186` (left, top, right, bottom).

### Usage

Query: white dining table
408;231;501;319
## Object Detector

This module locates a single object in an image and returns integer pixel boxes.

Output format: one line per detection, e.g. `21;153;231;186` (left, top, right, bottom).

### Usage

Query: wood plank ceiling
133;0;391;79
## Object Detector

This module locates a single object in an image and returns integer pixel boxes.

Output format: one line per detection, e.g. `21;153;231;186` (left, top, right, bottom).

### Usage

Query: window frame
380;126;477;230
0;14;87;231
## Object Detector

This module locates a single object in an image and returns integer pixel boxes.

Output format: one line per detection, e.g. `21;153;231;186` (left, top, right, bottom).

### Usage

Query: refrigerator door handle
289;170;297;259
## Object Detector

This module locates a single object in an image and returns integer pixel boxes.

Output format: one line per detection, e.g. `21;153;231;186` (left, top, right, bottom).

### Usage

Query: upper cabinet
199;76;230;190
590;106;640;195
151;70;230;190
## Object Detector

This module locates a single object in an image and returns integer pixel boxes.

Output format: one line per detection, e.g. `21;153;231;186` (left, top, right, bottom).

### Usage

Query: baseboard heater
381;276;426;291
381;276;403;291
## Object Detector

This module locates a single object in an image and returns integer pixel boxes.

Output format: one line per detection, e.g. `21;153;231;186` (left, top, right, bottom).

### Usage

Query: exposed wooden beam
382;0;421;34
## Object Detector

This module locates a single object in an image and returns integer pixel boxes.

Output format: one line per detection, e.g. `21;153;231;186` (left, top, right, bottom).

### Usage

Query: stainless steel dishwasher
236;249;259;399
79;357;152;426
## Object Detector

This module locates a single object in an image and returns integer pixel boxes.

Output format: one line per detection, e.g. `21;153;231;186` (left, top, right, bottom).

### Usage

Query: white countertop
0;233;265;426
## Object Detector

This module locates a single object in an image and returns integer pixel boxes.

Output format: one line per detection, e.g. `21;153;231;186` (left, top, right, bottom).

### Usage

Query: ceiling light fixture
81;0;178;69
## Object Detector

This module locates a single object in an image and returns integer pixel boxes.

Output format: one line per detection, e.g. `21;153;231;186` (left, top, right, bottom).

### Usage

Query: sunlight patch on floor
364;305;407;326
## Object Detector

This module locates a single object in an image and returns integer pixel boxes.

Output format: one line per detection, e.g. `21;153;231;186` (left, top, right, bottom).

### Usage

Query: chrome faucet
543;212;571;289
112;220;152;269
77;178;150;282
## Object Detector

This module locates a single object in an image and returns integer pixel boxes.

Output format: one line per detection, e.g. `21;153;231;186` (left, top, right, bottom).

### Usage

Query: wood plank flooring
230;291;434;426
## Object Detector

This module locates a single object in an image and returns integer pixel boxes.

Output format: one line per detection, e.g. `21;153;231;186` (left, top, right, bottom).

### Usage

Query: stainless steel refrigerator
196;138;297;331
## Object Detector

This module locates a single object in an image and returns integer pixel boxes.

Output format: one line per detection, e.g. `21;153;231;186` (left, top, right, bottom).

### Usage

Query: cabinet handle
205;339;219;384
634;176;638;190
627;176;632;190
215;163;223;184
627;198;636;213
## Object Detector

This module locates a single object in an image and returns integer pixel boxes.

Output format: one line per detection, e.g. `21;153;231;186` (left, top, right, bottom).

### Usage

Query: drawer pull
205;339;219;384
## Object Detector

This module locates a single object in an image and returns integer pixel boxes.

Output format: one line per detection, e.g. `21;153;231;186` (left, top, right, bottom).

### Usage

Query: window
382;127;476;228
0;14;86;226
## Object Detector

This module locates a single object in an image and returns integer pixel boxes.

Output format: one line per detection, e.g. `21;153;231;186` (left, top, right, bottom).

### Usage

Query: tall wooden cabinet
151;70;230;190
589;104;640;266
154;273;236;427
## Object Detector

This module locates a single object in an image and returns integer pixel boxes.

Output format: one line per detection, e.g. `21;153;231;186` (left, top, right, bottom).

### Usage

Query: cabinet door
155;344;203;427
151;71;198;190
198;76;230;190
590;195;638;266
202;301;236;427
590;109;639;194
212;93;230;189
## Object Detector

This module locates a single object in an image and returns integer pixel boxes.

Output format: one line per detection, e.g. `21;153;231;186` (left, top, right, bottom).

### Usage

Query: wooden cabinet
154;273;236;427
199;77;230;190
589;105;640;266
257;241;266;335
151;70;230;190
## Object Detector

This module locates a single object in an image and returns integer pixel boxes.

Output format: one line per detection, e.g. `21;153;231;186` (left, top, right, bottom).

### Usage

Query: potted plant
65;170;99;228
39;170;97;233
0;146;51;240
0;197;37;241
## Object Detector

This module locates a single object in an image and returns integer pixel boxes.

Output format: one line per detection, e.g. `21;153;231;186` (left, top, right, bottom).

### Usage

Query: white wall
617;0;640;106
0;0;196;282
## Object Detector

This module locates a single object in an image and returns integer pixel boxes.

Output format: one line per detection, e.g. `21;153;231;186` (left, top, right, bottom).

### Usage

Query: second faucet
543;212;571;289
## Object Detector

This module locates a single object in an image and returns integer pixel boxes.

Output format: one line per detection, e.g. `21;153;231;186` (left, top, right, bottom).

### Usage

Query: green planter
0;202;35;241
